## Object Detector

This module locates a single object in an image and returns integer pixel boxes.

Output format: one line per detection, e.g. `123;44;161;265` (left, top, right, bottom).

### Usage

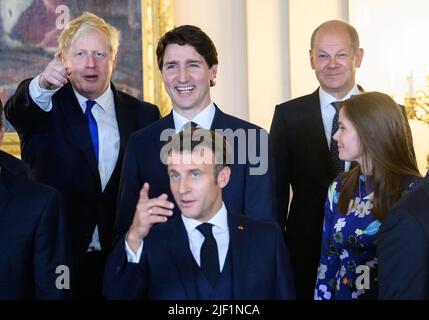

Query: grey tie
330;102;345;175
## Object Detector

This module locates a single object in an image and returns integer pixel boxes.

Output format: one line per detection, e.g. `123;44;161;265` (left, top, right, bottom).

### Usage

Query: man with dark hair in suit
114;25;276;243
0;101;67;299
104;128;294;299
270;20;413;300
4;12;160;299
378;171;429;299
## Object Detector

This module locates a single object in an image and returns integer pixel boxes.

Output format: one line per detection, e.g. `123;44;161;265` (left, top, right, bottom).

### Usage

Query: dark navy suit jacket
378;172;429;299
114;105;276;242
0;150;67;299
4;79;160;265
103;212;295;300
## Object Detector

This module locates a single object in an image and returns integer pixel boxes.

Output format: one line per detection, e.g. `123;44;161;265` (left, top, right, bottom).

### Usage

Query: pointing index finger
139;183;150;201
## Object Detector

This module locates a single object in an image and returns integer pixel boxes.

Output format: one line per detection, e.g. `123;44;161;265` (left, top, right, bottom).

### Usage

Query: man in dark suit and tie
4;12;160;298
103;129;294;299
377;171;429;299
270;20;414;300
114;25;276;242
270;20;365;299
0;102;67;299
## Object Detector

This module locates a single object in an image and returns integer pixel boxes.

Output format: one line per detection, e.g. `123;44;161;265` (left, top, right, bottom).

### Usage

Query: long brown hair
337;92;420;220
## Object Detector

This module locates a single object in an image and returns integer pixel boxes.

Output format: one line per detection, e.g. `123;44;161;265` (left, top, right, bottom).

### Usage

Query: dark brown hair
165;128;232;178
337;92;420;220
156;25;218;86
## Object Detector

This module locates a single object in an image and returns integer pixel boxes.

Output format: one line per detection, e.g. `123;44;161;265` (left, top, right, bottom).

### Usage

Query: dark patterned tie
330;102;345;175
196;223;220;286
182;121;198;131
85;100;99;162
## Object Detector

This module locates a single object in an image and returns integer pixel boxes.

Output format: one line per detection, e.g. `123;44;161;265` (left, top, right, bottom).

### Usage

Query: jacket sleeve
270;105;290;229
34;189;69;300
103;234;148;299
4;78;49;134
244;127;278;222
274;225;296;299
378;208;429;299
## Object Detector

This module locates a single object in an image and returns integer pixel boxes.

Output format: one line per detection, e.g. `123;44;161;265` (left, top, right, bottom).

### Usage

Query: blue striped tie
85;100;99;162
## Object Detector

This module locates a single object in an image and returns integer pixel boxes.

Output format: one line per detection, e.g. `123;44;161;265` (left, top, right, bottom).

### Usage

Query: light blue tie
85;100;99;162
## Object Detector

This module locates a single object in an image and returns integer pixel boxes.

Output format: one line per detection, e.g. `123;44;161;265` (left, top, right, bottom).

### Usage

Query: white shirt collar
319;85;361;111
172;102;216;132
181;202;228;234
74;86;114;113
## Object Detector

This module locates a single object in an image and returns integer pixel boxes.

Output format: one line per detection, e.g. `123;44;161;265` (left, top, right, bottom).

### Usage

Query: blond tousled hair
58;12;120;56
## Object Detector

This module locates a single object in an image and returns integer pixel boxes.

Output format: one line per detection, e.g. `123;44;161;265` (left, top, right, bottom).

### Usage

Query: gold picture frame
142;0;174;116
1;132;21;158
0;0;174;159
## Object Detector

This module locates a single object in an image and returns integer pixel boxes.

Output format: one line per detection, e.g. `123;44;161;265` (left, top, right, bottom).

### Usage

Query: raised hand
126;183;174;252
38;53;70;90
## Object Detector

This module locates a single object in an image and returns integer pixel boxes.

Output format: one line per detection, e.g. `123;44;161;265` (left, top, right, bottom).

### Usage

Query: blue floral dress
314;174;421;300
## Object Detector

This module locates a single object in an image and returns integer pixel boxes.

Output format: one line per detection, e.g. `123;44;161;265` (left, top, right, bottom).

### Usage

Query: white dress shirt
173;102;216;132
29;75;60;112
319;86;361;172
126;203;230;272
29;76;120;251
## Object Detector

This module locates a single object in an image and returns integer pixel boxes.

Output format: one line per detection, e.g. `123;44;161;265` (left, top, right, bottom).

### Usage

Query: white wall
173;0;249;120
349;0;429;102
288;0;347;98
246;0;289;129
349;0;429;174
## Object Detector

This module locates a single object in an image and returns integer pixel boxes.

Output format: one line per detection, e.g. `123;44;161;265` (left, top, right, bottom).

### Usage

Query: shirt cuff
125;238;143;263
29;75;60;112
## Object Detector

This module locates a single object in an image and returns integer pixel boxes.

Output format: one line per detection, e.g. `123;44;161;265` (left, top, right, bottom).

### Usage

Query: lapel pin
238;225;244;230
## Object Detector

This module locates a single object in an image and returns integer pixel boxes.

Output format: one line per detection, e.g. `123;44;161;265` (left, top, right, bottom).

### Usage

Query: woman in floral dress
314;92;422;300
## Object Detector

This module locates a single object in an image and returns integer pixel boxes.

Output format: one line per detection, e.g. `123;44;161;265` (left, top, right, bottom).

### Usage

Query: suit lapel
161;111;175;131
308;90;331;152
112;83;135;159
156;112;176;151
210;104;227;129
228;213;250;299
57;83;100;184
305;89;335;176
102;84;136;192
167;216;198;299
